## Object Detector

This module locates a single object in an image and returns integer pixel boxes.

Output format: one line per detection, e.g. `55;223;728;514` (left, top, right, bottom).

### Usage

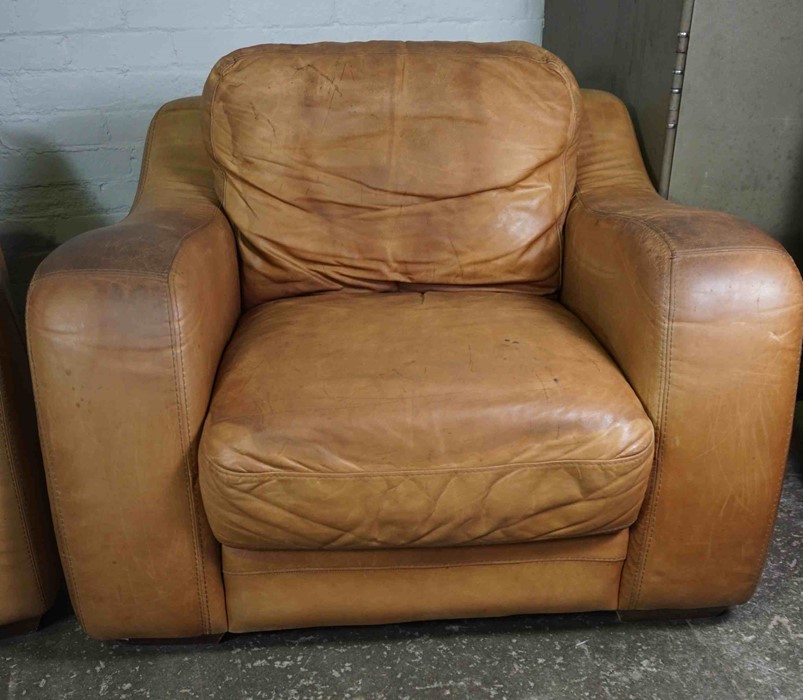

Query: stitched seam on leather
544;58;578;294
222;556;626;576
30;208;224;283
159;207;228;276
206;442;654;480
144;207;226;278
574;190;679;254
130;100;201;209
33;269;167;282
674;247;791;258
25;291;87;628
574;196;795;605
207;61;231;214
569;193;674;610
214;522;636;550
131;101;164;209
574;191;791;264
163;213;236;632
165;208;230;275
630;252;676;609
166;265;210;636
221;46;554;66
0;369;47;609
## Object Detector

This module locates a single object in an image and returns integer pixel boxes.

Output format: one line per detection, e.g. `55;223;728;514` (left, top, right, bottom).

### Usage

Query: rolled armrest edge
32;203;231;282
24;202;239;639
563;189;803;611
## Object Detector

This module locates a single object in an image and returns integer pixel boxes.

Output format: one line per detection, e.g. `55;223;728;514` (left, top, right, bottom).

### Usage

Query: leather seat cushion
202;41;581;308
199;291;654;550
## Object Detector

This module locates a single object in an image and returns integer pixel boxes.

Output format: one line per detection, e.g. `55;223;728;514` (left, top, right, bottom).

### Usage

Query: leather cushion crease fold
201;41;581;308
23;41;803;640
199;290;654;550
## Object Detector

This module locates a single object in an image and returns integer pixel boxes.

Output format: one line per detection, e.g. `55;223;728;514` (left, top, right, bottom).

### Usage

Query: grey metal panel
542;0;620;92
608;0;688;188
542;0;688;187
669;0;803;254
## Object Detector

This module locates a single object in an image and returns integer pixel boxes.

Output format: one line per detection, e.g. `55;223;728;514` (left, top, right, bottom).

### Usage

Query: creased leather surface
223;531;628;631
563;90;803;611
27;98;238;639
0;250;61;627
27;68;801;638
202;41;581;308
200;290;653;550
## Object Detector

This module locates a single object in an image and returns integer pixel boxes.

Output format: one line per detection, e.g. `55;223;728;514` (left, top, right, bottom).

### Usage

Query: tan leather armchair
0;249;61;637
26;42;803;641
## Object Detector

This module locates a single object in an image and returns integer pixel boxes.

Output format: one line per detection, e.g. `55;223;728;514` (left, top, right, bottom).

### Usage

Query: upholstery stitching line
571;192;675;610
631;250;676;608
131;101;164;209
25;291;86;628
33;269;167;282
675;247;792;258
578;190;794;606
220;46;554;67
165;277;210;635
206;443;654;480
576;189;792;261
541;57;579;295
164;213;237;633
575;190;678;254
29;208;224;286
129;99;216;207
222;556;627;576
214;522;636;551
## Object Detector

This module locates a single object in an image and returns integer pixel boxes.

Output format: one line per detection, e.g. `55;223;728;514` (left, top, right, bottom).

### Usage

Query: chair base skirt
222;530;629;633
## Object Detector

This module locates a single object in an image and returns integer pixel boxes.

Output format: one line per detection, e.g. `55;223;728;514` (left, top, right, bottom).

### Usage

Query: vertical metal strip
659;0;696;198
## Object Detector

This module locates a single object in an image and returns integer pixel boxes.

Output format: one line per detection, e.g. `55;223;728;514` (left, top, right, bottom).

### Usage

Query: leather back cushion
202;41;581;307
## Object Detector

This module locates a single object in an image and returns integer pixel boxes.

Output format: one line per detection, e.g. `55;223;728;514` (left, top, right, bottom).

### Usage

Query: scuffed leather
24;45;803;640
26;98;239;639
562;90;803;611
200;290;653;550
222;531;628;632
202;41;581;308
0;250;61;628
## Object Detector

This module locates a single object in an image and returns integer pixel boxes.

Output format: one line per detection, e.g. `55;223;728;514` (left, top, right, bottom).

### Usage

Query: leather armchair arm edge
25;203;240;639
562;187;803;611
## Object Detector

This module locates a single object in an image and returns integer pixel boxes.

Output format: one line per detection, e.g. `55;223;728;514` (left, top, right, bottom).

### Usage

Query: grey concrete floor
2;468;802;700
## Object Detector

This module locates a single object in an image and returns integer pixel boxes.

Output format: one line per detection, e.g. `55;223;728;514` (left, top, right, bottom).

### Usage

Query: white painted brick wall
0;0;544;297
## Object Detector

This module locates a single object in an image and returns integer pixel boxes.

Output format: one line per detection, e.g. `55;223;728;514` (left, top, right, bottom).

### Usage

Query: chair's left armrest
562;90;803;611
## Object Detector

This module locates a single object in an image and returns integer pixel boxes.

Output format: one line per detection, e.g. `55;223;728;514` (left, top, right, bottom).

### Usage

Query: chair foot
121;633;225;646
0;616;42;640
617;606;728;622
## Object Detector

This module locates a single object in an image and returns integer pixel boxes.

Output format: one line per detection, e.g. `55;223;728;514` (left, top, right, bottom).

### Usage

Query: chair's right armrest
26;98;241;640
